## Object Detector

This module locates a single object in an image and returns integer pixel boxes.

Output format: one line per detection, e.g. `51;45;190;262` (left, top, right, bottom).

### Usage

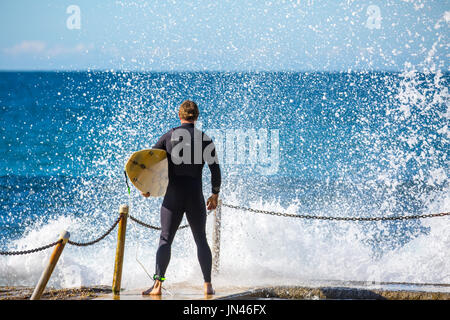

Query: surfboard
125;149;169;197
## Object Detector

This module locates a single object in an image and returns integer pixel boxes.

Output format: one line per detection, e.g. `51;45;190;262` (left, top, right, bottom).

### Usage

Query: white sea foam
1;184;448;289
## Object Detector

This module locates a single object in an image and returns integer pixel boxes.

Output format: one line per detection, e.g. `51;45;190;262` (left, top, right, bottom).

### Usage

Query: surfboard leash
130;212;173;296
123;170;131;195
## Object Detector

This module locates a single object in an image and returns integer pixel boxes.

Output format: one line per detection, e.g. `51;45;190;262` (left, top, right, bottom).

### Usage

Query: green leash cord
124;170;131;195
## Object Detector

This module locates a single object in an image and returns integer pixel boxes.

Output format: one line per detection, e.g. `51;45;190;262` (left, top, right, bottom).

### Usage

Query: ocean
0;70;449;289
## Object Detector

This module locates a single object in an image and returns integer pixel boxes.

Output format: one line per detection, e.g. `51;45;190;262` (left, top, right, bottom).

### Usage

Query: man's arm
209;161;221;195
205;140;221;210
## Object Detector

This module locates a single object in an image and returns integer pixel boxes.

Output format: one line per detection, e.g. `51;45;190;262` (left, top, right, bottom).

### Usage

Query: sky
0;0;448;71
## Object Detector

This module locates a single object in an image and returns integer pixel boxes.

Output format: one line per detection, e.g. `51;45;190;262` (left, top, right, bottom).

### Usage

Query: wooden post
212;199;222;275
30;230;70;300
112;204;129;295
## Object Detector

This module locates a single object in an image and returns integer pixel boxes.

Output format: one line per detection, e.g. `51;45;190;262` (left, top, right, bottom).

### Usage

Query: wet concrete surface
2;280;449;300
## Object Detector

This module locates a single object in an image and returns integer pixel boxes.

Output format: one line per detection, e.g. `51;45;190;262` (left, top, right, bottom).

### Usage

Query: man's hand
141;192;150;198
206;194;219;211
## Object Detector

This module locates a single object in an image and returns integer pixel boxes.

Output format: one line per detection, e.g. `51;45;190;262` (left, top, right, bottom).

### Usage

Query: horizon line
0;68;419;73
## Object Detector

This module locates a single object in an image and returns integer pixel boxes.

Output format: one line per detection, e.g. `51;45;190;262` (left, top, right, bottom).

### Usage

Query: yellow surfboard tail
125;149;169;197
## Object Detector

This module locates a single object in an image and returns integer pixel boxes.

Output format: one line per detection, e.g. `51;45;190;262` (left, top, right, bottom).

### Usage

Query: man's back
153;122;221;194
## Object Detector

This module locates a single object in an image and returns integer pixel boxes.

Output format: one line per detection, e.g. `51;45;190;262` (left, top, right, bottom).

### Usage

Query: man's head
178;100;199;123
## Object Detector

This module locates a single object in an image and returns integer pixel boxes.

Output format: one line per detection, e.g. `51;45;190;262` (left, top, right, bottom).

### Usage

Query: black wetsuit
152;123;221;282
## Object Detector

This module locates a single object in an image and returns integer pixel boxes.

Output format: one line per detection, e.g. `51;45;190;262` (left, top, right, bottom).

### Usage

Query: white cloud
46;43;92;57
3;41;46;54
3;41;93;57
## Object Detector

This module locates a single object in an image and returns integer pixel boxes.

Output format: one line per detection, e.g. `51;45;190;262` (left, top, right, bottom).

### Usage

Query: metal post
112;204;129;295
30;230;70;300
212;199;222;275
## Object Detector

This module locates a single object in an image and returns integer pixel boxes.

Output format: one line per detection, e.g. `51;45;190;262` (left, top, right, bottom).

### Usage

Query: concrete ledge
0;286;112;300
3;282;449;300
218;285;450;300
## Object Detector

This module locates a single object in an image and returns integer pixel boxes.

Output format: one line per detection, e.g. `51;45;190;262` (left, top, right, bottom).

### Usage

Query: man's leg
143;205;183;295
185;200;213;293
155;205;184;278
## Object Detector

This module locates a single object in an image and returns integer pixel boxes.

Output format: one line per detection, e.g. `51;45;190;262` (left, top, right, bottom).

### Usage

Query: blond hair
179;100;199;121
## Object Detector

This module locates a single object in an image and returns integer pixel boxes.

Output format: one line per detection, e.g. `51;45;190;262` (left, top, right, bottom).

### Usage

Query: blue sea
0;71;449;288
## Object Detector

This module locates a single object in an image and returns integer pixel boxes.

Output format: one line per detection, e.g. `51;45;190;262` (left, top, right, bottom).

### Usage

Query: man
142;100;221;296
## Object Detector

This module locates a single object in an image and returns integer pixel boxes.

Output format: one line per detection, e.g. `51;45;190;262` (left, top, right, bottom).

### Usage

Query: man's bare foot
204;282;215;295
142;280;162;296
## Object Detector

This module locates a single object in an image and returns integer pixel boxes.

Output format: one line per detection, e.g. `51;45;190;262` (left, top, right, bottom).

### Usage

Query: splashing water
0;68;448;289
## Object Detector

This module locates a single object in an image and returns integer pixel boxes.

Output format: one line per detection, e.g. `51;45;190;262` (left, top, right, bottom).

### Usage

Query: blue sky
0;0;448;71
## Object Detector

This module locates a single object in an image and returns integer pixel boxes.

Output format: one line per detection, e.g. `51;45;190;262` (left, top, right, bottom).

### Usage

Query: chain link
67;214;123;247
221;203;450;221
0;239;62;256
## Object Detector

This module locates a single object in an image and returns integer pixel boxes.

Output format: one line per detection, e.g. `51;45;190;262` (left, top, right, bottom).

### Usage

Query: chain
129;209;214;231
0;215;123;254
221;203;450;221
67;214;123;247
0;239;62;256
129;215;190;230
4;202;445;255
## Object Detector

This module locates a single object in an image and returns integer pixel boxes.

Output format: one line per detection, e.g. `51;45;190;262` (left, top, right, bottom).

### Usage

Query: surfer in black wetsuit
142;100;221;296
